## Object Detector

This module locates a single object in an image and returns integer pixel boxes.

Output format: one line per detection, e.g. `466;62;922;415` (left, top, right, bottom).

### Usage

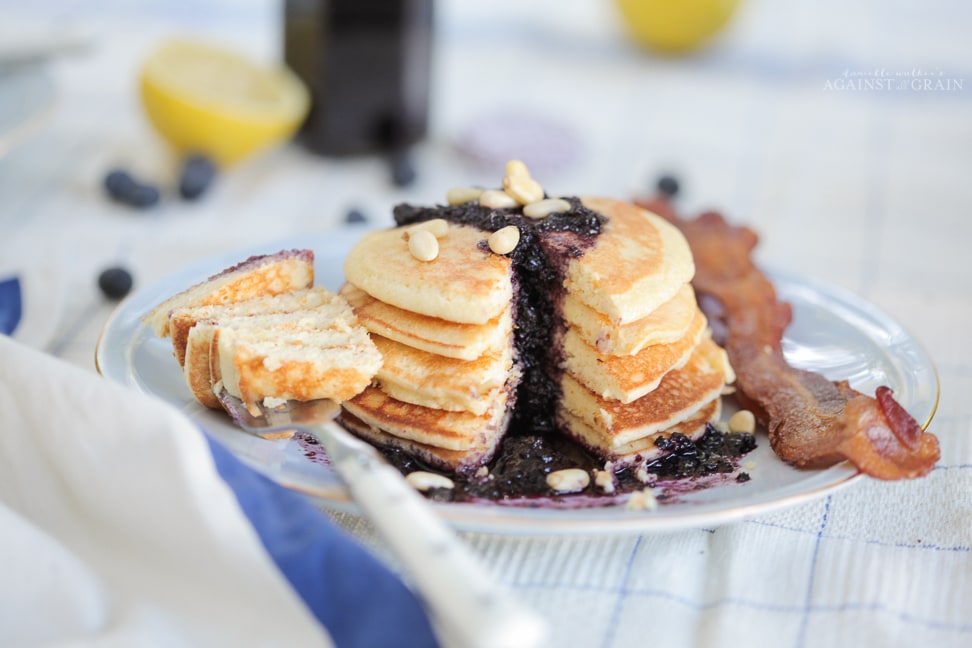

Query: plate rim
95;231;940;536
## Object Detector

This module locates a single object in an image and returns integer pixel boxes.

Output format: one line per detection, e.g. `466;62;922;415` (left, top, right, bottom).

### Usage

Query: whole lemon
139;39;310;166
615;0;741;54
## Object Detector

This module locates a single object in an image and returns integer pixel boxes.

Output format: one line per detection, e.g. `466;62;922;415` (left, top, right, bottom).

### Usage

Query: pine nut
479;189;518;209
546;468;590;493
523;198;571;219
446;187;484;205
503;175;544;205
406;471;455;491
728;409;756;434
505;159;530;178
408;229;439;261
594;469;616;494
488;225;520;255
411;218;448;238
625;488;658;511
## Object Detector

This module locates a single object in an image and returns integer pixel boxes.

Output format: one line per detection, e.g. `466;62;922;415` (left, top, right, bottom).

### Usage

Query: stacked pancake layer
340;223;519;475
557;197;734;466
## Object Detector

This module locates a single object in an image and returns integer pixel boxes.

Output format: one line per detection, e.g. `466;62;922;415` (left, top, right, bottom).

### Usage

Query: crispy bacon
636;196;939;480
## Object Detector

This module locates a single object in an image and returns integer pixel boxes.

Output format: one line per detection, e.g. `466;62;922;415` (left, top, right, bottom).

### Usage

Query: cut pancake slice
560;336;734;448
371;335;514;416
562;283;698;356
143;249;315;337
212;325;381;410
341;385;511;453
339;411;507;476
559;399;720;467
343;223;513;324
563;308;708;403
184;302;358;409
565;197;694;325
341;283;513;361
170;286;345;366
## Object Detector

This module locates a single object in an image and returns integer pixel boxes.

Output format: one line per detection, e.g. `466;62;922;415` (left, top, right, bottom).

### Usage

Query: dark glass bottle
284;0;434;156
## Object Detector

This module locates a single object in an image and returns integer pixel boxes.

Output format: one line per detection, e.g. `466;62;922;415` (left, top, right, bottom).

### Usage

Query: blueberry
98;267;133;300
390;150;416;187
344;208;368;225
656;174;680;198
103;168;159;209
129;184;160;209
179;154;217;200
104;170;137;198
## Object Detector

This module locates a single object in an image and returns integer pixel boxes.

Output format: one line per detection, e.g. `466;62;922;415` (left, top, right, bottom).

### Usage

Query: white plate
96;229;940;535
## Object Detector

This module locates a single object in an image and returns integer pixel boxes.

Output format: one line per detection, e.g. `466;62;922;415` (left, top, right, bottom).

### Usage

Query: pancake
340;284;513;361
370;334;515;416
339;411;506;475
565;197;694;325
559;336;734;448
212;325;381;408
143;249;314;337
170;286;343;366
562;283;698;356
562;309;708;404
341;385;512;452
343;223;513;324
183;304;357;409
558;399;719;467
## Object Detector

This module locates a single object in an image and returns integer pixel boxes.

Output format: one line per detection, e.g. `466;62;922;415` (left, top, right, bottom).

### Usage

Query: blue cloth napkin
206;435;439;648
0;276;21;335
0;335;439;647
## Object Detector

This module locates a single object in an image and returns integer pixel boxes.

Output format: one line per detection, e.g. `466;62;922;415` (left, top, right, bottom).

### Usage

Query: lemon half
139;39;310;166
615;0;741;54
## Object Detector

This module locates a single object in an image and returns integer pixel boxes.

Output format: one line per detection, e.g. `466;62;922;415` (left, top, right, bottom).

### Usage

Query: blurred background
0;0;968;366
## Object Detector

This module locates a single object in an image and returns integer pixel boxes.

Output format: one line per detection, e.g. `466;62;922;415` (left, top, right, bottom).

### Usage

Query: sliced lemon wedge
139;39;310;166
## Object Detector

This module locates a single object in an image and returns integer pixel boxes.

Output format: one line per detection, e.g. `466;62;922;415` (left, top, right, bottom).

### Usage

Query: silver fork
217;390;548;648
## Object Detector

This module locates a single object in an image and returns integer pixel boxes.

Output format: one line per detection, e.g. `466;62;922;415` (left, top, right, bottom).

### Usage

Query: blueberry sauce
297;423;757;505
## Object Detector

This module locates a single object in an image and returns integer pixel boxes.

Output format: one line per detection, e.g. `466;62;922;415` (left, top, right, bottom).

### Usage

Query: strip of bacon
636;196;939;480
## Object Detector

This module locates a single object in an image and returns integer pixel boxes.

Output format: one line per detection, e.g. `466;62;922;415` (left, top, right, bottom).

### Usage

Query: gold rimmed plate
96;229;939;535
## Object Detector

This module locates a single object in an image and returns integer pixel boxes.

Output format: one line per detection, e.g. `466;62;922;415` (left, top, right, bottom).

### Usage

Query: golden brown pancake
343;223;513;324
565;197;694;325
560;336;734;448
143;249;315;337
370;334;514;416
340;284;513;361
339;411;507;475
559;399;719;466
562;283;698;356
179;294;358;408
170;287;342;366
212;325;381;408
563;309;708;403
341;385;511;452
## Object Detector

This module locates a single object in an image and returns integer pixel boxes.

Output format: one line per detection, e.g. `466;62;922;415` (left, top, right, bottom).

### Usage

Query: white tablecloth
2;1;969;646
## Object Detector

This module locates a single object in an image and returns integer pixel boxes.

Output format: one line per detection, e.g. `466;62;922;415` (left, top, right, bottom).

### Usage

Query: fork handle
332;453;547;648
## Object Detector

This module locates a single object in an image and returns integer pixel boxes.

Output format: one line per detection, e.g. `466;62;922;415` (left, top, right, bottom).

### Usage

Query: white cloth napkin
0;335;437;647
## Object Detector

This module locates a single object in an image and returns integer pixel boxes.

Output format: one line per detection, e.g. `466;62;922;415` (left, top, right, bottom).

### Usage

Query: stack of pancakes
338;223;520;475
555;197;735;466
337;194;735;475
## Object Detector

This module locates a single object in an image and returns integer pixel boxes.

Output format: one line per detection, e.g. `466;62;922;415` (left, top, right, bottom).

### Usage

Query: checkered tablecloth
2;0;969;646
